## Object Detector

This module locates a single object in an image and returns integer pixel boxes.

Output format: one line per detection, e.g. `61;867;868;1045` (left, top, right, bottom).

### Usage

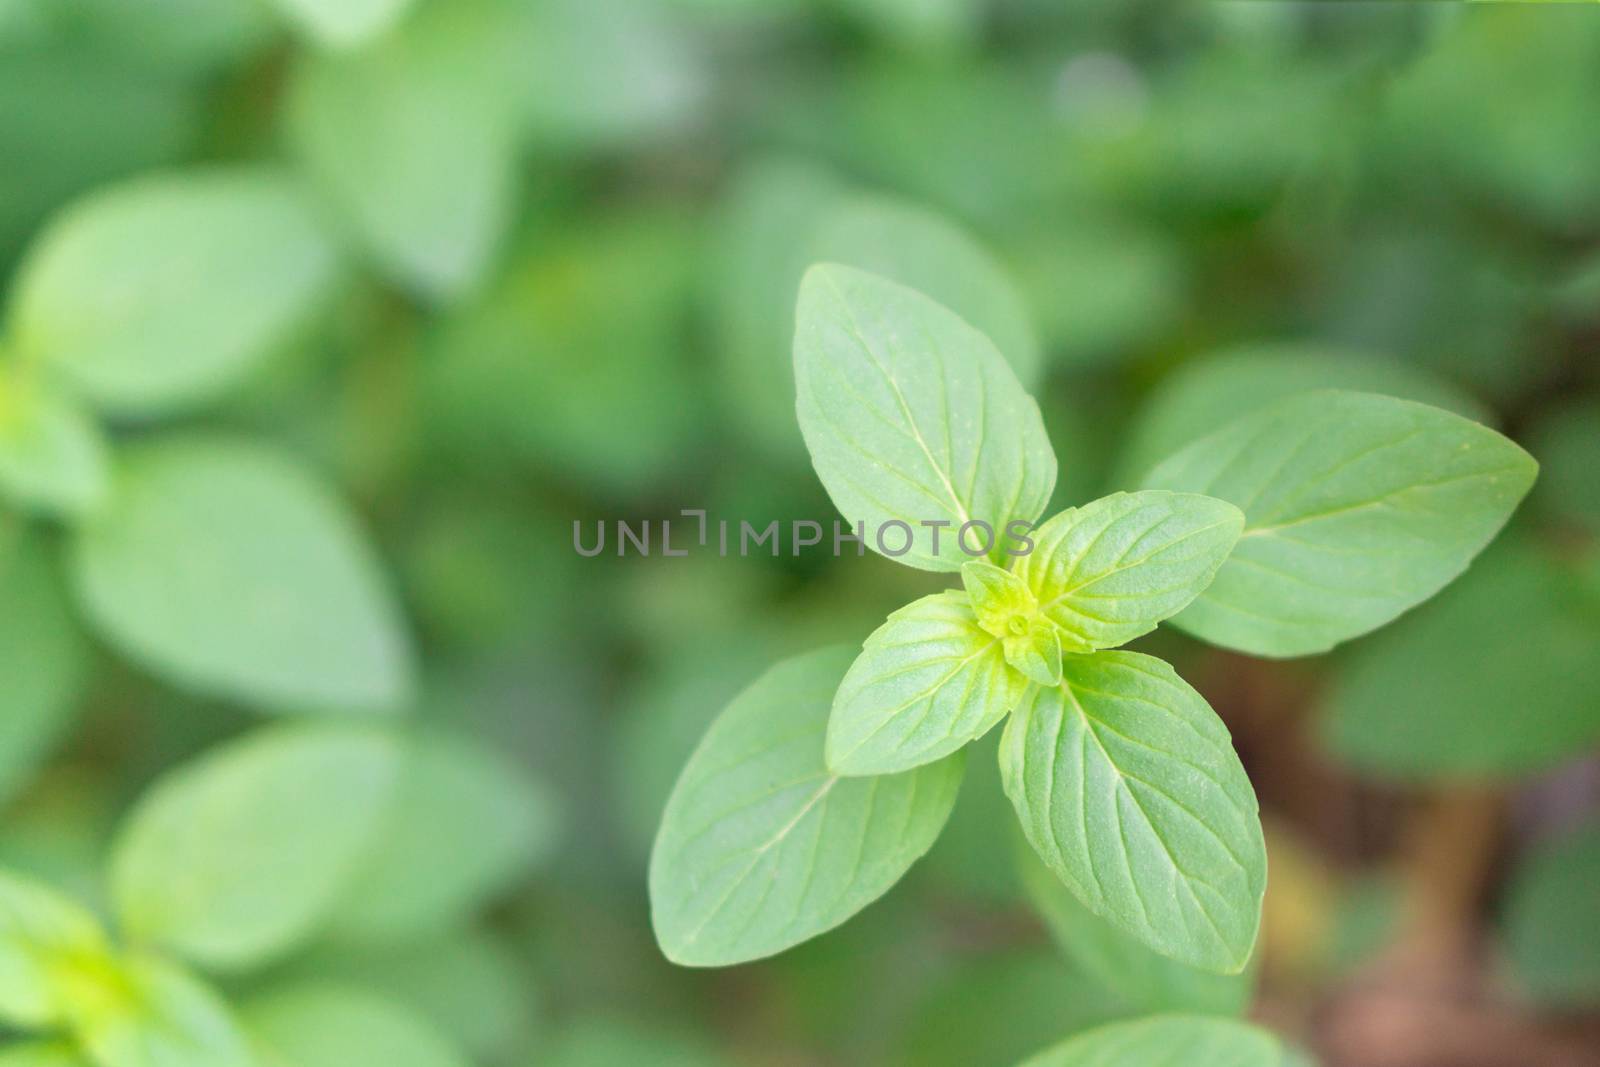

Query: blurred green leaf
0;868;109;1029
66;955;253;1067
0;1043;88;1067
1014;1014;1288;1067
543;1017;734;1067
1145;391;1536;657
9;169;341;416
279;929;536;1062
110;724;401;970
424;209;703;496
0;525;85;806
327;728;559;943
1322;541;1600;780
268;0;417;49
828;0;979;52
1117;345;1493;488
1504;821;1600;1008
70;437;414;714
245;985;468;1067
0;369;106;518
1017;840;1253;1018
1525;396;1600;535
285;1;516;301
794;264;1056;571
650;646;964;966
1000;651;1266;974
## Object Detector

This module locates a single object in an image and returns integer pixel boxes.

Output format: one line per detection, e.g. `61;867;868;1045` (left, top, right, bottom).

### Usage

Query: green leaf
109;723;401;970
1117;344;1493;487
326;729;560;942
650;646;964;966
1143;390;1537;657
1016;841;1253;1018
1322;541;1600;779
69;436;414;714
268;0;418;48
0;525;86;807
0;370;107;518
0;869;109;1029
9;168;340;416
1504;821;1600;1008
794;264;1056;571
1014;1014;1288;1067
712;165;1040;460
1000;652;1266;973
285;2;515;301
544;1018;734;1067
64;955;253;1067
245;985;469;1067
1009;492;1244;653
826;591;1026;776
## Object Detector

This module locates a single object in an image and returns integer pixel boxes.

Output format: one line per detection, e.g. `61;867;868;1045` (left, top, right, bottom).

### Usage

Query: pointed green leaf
826;592;1025;776
794;264;1056;571
69;437;414;714
1015;1015;1288;1067
245;985;469;1067
110;724;401;970
67;956;252;1067
1016;842;1253;1018
1000;652;1266;973
1144;391;1537;657
960;561;1062;686
0;370;107;519
1005;624;1063;688
1009;492;1244;652
0;870;109;1029
285;3;515;301
650;647;964;966
9;169;340;416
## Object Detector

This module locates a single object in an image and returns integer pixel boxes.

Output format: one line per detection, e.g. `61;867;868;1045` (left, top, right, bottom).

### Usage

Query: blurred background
1;1;1598;1065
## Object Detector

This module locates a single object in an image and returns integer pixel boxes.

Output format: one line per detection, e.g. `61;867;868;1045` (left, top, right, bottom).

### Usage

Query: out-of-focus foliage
0;0;1596;1063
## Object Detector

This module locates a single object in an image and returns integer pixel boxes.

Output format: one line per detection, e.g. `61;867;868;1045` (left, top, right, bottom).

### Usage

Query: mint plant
650;265;1536;978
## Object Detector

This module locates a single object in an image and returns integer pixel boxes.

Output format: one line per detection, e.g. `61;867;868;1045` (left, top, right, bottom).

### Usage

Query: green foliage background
1;0;1597;1064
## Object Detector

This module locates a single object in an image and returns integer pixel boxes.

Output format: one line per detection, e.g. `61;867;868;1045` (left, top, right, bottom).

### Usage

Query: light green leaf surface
68;955;253;1067
794;264;1056;571
1017;841;1253;1018
1000;652;1266;973
1117;345;1492;487
1143;390;1537;657
0;870;108;1028
285;2;515;300
1322;541;1600;779
269;0;417;48
110;724;401;970
1504;821;1600;1008
1015;1014;1287;1067
9;169;339;416
650;646;964;966
1009;492;1243;653
327;729;559;942
0;526;85;806
0;371;107;518
826;591;1026;776
70;437;413;714
246;985;468;1067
